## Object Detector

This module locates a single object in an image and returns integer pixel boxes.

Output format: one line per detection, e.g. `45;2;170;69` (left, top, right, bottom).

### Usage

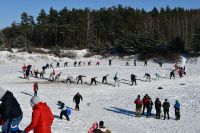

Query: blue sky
0;0;199;29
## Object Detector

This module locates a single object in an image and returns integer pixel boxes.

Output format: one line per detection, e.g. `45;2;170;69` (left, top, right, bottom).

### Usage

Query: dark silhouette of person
102;74;109;84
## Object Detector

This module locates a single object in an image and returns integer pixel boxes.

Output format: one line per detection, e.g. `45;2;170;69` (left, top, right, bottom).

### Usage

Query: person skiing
90;77;98;85
25;96;54;133
163;99;170;120
131;74;137;85
144;60;147;66
76;75;86;84
134;95;143;117
143;73;151;82
64;62;69;67
59;107;72;121
102;74;109;84
109;59;112;66
33;82;38;96
142;94;149;115
73;92;83;111
88;122;98;133
155;98;162;119
134;60;136;66
174;100;181;120
55;72;62;81
170;70;175;79
0;87;23;133
56;62;60;68
113;73;120;87
146;98;153;118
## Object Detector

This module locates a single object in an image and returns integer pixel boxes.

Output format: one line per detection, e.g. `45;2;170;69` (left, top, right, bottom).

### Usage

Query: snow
0;51;200;133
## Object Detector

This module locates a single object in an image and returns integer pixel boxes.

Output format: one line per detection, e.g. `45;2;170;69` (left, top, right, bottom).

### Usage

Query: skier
134;95;143;117
64;62;69;67
90;77;98;85
56;62;60;68
102;74;109;84
33;82;38;96
113;73;120;87
109;59;112;66
74;61;77;67
143;73;151;82
60;107;72;121
88;122;98;133
0;87;23;133
163;99;170;120
25;96;54;133
88;61;91;66
134;60;136;66
155;98;162;119
131;74;137;85
73;92;83;111
144;60;147;66
142;94;149;115
78;61;81;67
39;70;44;79
76;75;86;84
170;70;176;79
174;100;181;120
146;98;153;118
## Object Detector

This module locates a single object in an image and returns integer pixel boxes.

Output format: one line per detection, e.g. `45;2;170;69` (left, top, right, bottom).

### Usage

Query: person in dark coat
76;75;86;84
174;100;181;120
146;98;153;118
74;61;77;67
78;61;81;67
26;65;32;79
73;92;83;111
56;62;60;68
131;74;137;85
144;60;147;66
88;61;91;66
0;87;23;133
59;107;72;121
64;62;69;67
143;73;151;82
109;59;112;66
50;63;53;69
134;60;136;66
163;99;170;120
46;63;49;69
170;70;175;79
155;98;162;119
102;74;109;84
90;77;98;85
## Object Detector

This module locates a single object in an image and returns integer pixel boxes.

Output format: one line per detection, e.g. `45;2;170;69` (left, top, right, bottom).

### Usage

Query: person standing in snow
64;62;69;67
131;74;137;85
126;62;129;66
88;61;91;66
134;95;143;117
134;60;136;66
170;70;176;79
143;73;151;82
25;96;54;133
49;68;55;81
163;99;170;120
73;92;83;111
76;75;86;84
113;73;120;87
174;100;181;120
109;59;112;66
144;60;147;66
78;61;82;67
74;61;77;67
155;98;162;119
33;82;38;96
0;87;23;133
96;61;100;66
102;74;109;84
50;63;53;69
56;62;60;68
46;63;49;69
146;98;153;118
142;94;149;115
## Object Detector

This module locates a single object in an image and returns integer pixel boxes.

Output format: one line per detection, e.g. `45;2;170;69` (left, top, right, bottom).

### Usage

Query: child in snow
134;95;143;117
33;82;38;96
59;107;72;121
174;100;181;120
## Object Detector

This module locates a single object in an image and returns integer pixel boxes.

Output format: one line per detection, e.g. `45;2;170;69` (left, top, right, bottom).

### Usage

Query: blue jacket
174;102;180;109
65;108;72;116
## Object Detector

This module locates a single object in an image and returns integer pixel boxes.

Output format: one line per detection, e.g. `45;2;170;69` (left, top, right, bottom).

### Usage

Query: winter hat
99;121;104;127
30;96;41;107
0;87;6;100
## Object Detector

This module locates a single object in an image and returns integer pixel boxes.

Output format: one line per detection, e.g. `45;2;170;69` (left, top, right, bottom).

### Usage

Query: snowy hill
0;50;199;133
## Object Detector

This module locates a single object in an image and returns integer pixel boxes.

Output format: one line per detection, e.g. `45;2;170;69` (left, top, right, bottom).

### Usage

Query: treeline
1;5;200;55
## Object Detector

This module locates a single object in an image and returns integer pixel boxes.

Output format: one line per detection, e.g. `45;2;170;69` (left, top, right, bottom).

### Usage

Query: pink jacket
88;122;98;133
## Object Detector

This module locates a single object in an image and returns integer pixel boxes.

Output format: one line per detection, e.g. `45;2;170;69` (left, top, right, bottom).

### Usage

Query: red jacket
134;99;142;105
33;83;38;92
143;96;149;106
25;102;54;133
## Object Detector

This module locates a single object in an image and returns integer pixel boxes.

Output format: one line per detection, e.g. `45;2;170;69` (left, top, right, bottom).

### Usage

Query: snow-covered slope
0;51;199;133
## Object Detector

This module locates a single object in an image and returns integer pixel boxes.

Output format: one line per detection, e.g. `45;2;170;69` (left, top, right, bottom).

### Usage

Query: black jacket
163;101;170;110
0;91;22;121
73;94;83;104
155;100;162;111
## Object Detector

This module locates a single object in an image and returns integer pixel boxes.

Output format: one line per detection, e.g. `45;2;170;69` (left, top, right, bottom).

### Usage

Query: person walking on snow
113;73;120;87
0;87;23;133
131;74;137;85
134;95;143;117
155;98;162;119
33;82;38;96
73;92;83;111
174;100;181;120
163;99;170;120
170;70;176;79
144;60;147;66
56;62;60;68
64;62;69;67
25;96;54;133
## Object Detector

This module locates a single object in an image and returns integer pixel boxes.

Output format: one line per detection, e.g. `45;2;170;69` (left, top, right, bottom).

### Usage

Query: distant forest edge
0;5;200;58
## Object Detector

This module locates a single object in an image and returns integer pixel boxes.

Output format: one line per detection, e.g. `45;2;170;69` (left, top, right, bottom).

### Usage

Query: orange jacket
25;102;54;133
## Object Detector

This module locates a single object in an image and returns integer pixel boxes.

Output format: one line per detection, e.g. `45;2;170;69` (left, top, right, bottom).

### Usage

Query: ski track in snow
0;52;199;133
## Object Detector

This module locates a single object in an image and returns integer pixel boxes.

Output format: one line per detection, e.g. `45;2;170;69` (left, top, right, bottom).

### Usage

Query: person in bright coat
134;95;143;117
25;96;54;133
88;122;98;133
174;100;181;120
33;82;38;96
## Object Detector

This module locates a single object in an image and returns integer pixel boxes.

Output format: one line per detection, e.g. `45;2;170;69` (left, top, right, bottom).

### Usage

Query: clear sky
0;0;199;29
